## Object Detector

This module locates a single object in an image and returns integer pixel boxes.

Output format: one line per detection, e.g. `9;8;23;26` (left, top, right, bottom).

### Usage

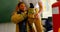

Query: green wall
0;0;18;23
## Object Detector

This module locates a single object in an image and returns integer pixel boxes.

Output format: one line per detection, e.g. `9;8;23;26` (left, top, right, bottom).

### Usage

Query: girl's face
19;3;26;11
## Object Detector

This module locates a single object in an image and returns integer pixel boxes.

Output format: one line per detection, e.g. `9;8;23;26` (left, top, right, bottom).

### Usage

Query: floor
0;23;16;32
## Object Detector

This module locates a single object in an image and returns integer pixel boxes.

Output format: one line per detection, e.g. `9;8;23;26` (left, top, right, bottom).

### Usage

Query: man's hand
34;14;39;19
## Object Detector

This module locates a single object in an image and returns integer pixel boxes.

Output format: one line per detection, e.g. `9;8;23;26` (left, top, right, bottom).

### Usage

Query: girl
11;2;27;32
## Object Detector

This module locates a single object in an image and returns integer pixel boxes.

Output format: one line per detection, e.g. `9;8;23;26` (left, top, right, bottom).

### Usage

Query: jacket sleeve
11;12;24;24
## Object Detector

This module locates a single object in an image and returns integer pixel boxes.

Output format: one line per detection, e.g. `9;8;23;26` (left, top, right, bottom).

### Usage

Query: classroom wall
0;0;18;23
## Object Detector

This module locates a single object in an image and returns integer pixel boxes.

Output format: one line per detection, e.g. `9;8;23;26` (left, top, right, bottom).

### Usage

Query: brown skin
18;3;26;12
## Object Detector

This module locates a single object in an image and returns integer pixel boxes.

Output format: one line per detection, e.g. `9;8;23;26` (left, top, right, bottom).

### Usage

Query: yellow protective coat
11;11;27;32
11;11;35;32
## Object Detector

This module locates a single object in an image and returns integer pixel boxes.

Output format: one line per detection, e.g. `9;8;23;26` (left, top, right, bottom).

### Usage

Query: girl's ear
16;6;19;11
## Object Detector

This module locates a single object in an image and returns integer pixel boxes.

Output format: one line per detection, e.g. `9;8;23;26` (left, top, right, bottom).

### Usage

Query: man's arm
34;1;43;32
38;1;43;13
